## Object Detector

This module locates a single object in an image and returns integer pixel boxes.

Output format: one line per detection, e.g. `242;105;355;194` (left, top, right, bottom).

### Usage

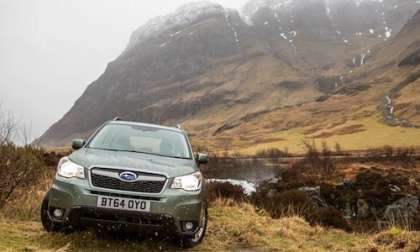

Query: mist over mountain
37;0;420;151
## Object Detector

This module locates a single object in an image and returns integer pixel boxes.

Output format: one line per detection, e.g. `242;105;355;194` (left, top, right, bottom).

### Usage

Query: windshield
87;123;192;159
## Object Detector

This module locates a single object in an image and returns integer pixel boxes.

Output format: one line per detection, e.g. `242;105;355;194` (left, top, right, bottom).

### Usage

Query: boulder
357;199;370;218
384;195;419;221
267;177;280;185
299;186;328;208
389;184;401;193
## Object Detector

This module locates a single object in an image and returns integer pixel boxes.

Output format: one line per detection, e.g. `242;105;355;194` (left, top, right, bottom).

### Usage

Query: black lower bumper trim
66;207;176;234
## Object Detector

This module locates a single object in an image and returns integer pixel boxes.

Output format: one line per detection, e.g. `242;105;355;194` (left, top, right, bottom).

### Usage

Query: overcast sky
0;0;247;142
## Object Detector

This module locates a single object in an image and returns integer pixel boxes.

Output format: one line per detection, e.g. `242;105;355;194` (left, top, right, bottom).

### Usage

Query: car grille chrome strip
90;167;167;194
91;169;166;182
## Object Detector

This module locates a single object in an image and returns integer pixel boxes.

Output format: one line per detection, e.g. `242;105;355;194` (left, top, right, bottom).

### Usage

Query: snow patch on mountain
280;33;288;40
125;0;418;51
378;1;391;40
385;95;394;115
127;1;225;49
360;53;366;65
385;26;392;39
224;8;240;43
324;0;333;19
241;0;294;22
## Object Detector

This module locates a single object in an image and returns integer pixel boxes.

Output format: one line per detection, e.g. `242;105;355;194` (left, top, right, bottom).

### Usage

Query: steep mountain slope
208;8;420;153
369;9;420;127
243;0;419;74
37;0;420;152
36;1;311;146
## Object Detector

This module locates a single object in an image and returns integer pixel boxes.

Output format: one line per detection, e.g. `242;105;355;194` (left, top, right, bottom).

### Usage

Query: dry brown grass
0;144;57;220
2;198;420;251
2;167;54;220
334;124;366;135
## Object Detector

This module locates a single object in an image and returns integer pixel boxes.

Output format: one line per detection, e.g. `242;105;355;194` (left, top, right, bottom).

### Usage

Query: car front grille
90;168;167;193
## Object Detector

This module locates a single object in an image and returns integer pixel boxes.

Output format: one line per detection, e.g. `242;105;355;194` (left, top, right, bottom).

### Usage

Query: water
206;178;257;195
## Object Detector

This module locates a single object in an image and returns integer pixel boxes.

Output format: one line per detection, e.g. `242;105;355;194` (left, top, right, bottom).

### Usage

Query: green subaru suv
41;119;209;247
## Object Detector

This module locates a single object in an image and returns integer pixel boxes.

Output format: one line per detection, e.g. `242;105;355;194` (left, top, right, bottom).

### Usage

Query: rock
344;202;353;219
389;184;401;193
267;177;280;184
398;48;420;67
384;195;419;221
299;186;327;208
315;77;340;93
357;199;370;218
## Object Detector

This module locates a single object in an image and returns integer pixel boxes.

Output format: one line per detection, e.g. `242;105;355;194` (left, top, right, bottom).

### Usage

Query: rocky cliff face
37;1;420;149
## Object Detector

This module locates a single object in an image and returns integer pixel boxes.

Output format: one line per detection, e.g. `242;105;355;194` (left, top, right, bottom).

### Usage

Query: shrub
413;214;420;231
393;147;416;163
2;166;55;220
255;147;288;158
0;105;17;145
309;207;353;232
253;189;314;218
365;146;417;163
206;182;247;202
255;148;288;168
0;144;47;208
290;141;337;182
42;151;66;166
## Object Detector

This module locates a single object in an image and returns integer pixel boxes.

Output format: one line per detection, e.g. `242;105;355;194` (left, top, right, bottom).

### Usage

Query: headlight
171;171;202;191
57;157;85;179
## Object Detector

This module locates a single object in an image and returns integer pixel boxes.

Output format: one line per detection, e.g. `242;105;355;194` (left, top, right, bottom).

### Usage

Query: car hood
69;148;197;178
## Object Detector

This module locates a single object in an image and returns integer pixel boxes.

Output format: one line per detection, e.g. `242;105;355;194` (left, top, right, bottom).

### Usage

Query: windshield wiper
122;150;191;160
88;147;125;152
89;147;190;160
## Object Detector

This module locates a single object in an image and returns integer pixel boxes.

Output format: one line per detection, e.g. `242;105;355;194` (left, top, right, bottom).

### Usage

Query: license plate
97;196;150;212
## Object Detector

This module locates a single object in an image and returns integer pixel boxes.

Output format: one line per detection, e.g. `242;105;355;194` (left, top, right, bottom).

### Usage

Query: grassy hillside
239;116;420;154
192;112;420;154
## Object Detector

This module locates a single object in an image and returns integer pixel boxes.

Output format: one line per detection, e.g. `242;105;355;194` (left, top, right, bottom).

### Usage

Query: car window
88;124;191;159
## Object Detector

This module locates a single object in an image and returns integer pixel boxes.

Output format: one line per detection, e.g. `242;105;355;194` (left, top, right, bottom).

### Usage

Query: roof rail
113;117;121;121
176;124;183;129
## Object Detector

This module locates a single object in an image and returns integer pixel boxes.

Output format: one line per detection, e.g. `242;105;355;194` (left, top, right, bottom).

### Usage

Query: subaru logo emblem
119;171;138;182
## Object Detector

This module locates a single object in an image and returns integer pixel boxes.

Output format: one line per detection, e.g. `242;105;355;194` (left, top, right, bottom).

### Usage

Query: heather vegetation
205;142;420;234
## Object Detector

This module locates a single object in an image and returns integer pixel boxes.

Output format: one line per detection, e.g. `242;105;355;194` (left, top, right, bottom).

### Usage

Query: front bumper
47;176;205;236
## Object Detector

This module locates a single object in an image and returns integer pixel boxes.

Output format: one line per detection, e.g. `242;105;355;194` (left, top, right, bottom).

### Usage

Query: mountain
37;1;420;152
361;9;420;127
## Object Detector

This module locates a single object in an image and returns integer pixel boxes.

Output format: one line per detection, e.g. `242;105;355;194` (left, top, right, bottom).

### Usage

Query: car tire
179;203;208;248
40;192;64;232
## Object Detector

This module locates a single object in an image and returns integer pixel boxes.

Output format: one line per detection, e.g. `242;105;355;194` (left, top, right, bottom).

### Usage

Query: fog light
184;221;194;231
53;208;64;219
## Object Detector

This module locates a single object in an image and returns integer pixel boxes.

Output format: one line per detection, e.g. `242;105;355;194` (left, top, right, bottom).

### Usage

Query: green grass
238;115;420;154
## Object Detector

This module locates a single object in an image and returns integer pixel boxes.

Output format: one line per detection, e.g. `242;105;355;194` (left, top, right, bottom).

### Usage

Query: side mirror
72;139;86;150
196;153;209;165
